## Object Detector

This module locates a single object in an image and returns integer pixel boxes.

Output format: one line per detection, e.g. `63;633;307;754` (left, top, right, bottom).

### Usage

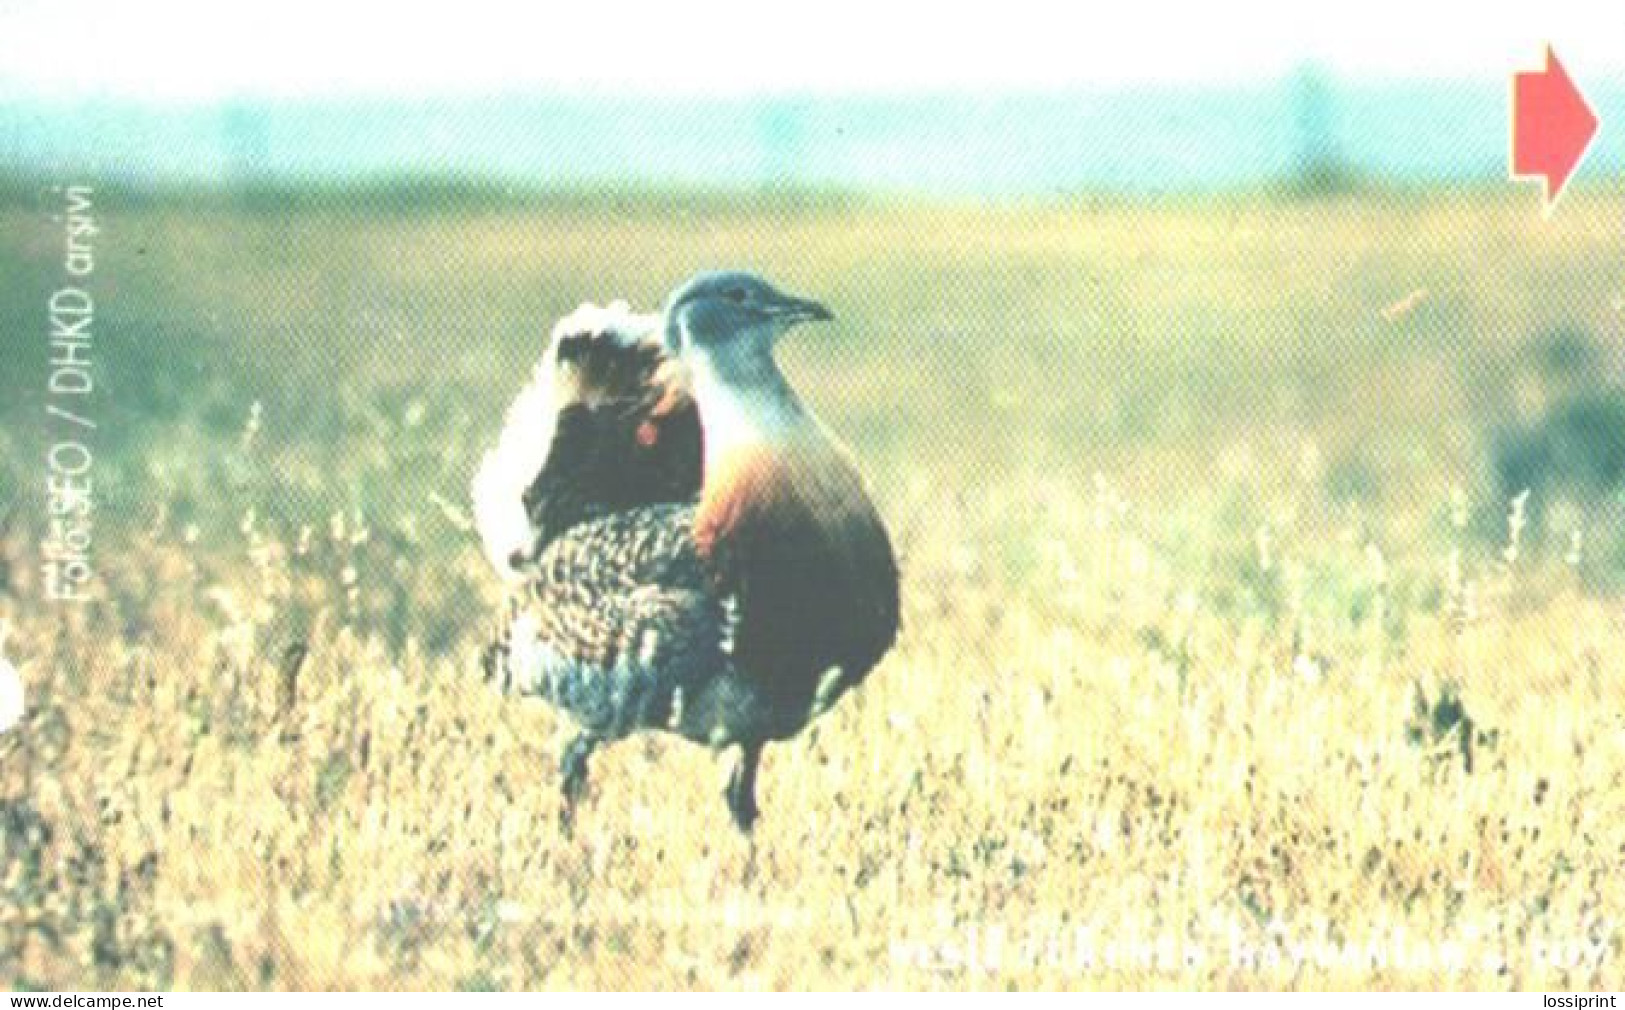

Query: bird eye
724;287;747;303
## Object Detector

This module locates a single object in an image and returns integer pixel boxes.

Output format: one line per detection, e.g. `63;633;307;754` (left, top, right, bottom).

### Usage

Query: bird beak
768;294;834;326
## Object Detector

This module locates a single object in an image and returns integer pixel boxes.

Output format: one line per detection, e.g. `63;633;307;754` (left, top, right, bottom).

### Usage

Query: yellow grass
1;186;1623;989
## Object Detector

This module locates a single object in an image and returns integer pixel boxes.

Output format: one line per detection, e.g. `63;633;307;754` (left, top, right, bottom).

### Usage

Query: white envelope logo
0;648;21;735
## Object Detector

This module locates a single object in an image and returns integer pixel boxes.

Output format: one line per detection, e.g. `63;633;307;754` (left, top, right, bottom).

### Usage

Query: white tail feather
471;301;659;580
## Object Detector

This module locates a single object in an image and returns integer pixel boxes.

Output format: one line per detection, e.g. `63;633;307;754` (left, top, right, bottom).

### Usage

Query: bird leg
725;742;764;833
559;733;598;831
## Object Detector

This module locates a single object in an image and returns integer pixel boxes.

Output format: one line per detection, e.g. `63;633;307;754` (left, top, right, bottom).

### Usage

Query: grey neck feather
681;324;810;461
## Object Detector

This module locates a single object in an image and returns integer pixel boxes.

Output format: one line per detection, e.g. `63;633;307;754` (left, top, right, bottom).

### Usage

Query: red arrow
1511;45;1600;214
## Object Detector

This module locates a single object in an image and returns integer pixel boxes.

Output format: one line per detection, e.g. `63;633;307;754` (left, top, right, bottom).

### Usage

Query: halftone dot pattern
1;115;1625;989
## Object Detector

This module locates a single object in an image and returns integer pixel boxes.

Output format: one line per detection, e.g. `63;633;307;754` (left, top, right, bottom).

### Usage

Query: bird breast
692;439;900;694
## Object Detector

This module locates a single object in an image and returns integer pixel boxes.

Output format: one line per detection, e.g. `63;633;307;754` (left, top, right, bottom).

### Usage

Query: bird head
662;271;833;364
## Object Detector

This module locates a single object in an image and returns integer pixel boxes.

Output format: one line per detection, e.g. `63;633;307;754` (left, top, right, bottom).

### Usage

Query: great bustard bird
476;272;899;831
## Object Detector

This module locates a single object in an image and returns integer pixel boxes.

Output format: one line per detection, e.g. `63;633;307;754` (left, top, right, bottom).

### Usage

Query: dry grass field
2;183;1624;989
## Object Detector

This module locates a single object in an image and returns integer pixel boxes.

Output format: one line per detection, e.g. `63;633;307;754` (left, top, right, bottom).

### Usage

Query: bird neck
687;346;812;468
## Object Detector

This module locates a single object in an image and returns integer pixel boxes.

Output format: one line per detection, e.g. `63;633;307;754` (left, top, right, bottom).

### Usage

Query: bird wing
486;504;732;739
471;302;702;581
